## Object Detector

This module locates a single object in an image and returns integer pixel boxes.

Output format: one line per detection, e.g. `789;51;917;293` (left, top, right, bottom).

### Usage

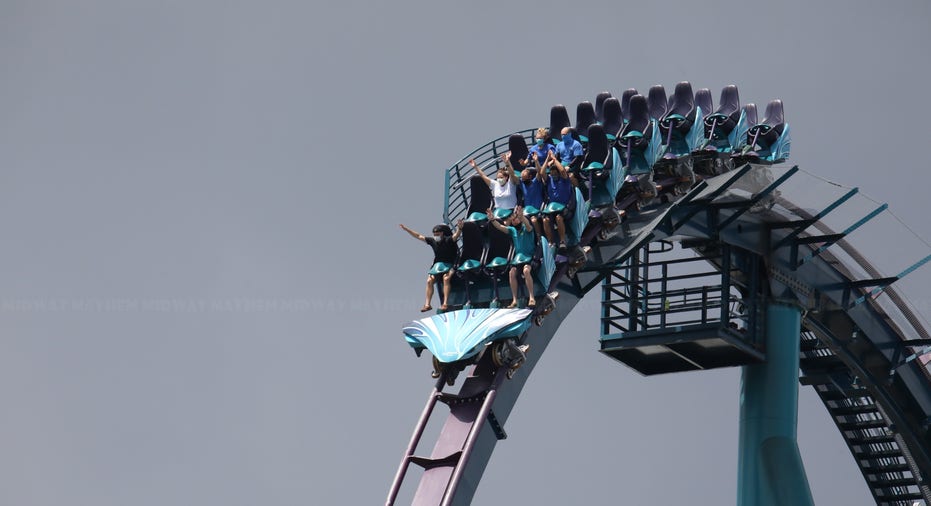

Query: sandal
527;299;537;308
420;305;432;312
505;302;518;309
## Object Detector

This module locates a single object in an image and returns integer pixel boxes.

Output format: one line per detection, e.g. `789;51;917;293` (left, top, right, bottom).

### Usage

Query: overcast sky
1;1;930;505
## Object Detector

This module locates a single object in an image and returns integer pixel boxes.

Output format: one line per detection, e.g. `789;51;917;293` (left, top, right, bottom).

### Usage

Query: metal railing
442;129;535;224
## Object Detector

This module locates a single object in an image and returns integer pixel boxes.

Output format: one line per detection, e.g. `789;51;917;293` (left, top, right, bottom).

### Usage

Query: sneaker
431;370;440;379
518;344;530;354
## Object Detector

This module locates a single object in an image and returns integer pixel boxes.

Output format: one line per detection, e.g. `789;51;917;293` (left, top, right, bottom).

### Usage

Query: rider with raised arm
488;205;538;309
539;151;574;250
517;152;545;238
399;221;463;312
471;155;519;215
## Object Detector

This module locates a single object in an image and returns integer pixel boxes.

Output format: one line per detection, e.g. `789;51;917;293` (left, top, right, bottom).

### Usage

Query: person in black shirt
399;221;463;312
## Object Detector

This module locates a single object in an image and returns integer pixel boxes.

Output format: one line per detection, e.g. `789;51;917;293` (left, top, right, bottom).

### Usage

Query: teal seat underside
428;262;452;275
467;211;488;222
486;256;509;268
459;259;482;271
513;252;533;265
523;205;540;216
543;202;566;214
403;308;533;363
493;208;513;219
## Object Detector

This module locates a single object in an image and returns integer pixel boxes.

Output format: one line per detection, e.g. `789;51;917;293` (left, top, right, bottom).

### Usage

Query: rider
488;206;538;308
471;156;519;214
537;151;574;250
399;221;463;312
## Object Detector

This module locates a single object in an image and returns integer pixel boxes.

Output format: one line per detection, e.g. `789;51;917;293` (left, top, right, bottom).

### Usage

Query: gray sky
1;0;930;504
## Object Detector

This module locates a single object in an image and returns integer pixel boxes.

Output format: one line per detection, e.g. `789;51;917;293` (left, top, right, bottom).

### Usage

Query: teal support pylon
737;302;814;506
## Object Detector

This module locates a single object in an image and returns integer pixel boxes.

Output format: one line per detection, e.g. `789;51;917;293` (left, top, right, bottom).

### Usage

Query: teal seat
492;208;513;220
523;205;540;217
458;259;482;272
512;253;533;265
622;130;644;140
486;256;509;268
428;262;452;275
466;211;488;222
581;161;605;172
543;202;566;214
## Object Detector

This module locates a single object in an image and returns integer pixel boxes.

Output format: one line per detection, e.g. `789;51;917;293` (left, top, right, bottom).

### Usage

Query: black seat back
594;91;613;123
713;85;740;119
602;97;623;138
549;105;571;138
486;225;512;264
466;175;492;216
585;124;609;166
507;133;529;169
575;101;596;140
647;85;668;121
620;88;638;121
760;99;785;127
623;94;650;135
695;88;713;116
664;81;695;119
459;221;485;264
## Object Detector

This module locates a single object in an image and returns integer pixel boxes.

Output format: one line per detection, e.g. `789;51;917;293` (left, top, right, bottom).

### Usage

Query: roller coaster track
388;131;931;505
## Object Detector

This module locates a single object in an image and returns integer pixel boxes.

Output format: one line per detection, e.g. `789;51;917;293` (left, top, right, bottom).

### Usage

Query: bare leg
422;274;435;311
507;267;519;308
542;216;554;244
523;264;536;306
441;272;453;310
530;216;543;238
555;214;567;245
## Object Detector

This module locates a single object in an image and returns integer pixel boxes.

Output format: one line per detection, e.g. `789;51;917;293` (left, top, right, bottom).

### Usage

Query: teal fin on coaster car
645;121;663;170
606;147;625;199
571;188;589;245
428;262;452;275
686;106;704;152
539;237;556;287
403;308;533;363
770;123;791;162
728;109;749;151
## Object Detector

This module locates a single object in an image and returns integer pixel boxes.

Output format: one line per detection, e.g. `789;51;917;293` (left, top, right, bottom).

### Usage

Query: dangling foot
527;298;536;308
431;370;440;379
506;301;518;309
440;303;449;311
420;304;432;312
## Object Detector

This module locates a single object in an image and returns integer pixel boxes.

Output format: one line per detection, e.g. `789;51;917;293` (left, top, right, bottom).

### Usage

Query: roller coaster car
693;85;741;176
403;308;534;383
616;94;660;212
741;99;790;164
580;124;618;208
